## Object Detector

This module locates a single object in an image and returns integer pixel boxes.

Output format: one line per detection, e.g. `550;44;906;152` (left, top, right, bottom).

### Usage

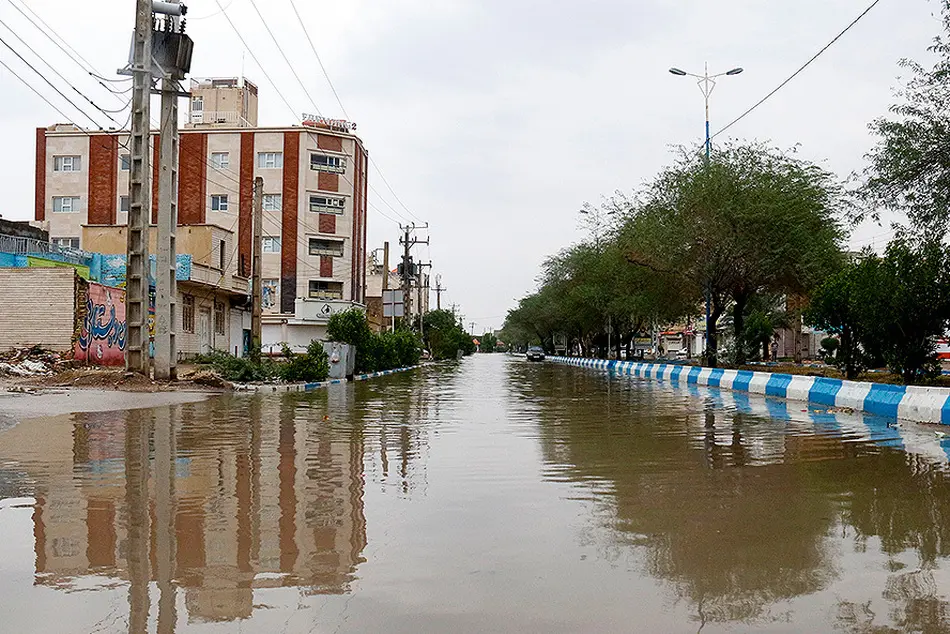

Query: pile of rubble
0;347;70;377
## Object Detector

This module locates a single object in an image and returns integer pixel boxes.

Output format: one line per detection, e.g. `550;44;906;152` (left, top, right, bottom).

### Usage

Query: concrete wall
0;219;48;241
261;322;326;355
0;268;77;352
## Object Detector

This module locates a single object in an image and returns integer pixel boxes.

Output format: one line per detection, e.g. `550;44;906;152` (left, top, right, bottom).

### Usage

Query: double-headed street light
669;63;742;365
669;63;743;161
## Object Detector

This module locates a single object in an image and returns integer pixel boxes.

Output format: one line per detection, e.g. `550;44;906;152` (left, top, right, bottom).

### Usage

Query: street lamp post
669;64;743;162
669;63;743;365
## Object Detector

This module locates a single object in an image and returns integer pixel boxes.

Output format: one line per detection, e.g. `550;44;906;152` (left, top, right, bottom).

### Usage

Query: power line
282;0;426;224
214;0;300;121
0;32;107;128
0;57;92;132
369;158;425;222
247;0;323;116
711;0;884;141
368;182;412;223
288;0;348;119
7;0;131;105
0;17;129;126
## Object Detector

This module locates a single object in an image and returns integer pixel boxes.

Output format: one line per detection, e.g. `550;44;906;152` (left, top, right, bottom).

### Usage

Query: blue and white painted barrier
236;365;419;393
549;357;950;426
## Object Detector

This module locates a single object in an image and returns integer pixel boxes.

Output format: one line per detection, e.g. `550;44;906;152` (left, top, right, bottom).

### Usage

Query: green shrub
278;341;330;382
193;350;279;382
328;309;421;372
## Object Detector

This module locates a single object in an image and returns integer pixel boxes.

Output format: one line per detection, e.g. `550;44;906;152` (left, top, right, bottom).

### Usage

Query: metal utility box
323;342;356;380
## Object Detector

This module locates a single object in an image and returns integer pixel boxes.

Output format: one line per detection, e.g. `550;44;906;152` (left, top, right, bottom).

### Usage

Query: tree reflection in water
513;361;950;631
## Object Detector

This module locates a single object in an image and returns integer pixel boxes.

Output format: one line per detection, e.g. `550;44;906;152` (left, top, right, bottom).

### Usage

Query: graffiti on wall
75;283;127;366
262;279;279;309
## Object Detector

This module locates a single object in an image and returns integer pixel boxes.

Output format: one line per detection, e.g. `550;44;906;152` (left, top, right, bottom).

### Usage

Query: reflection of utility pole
251;177;263;362
434;275;446;311
154;405;178;634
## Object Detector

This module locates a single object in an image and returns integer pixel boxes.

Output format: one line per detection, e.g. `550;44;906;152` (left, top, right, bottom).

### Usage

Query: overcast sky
0;0;941;333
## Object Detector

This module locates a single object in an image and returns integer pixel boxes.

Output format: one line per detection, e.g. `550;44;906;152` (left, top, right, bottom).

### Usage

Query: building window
308;194;345;214
310;153;345;173
257;152;283;169
308;280;344;300
52;237;80;250
182;294;195;333
211;194;229;211
262;279;279;309
119;196;130;214
191;96;203;112
218;239;226;270
120;154;130;171
211;152;230;169
52;196;81;213
263;194;282;211
214;301;226;335
262;237;281;253
308;237;345;257
53;156;82;172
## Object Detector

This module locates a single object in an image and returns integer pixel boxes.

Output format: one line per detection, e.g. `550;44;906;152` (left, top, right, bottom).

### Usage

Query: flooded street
2;355;950;633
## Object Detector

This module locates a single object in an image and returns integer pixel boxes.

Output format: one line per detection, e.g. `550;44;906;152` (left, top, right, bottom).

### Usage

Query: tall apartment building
34;78;370;350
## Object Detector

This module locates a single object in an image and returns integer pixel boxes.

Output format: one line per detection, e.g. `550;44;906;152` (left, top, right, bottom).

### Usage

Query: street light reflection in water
1;356;950;632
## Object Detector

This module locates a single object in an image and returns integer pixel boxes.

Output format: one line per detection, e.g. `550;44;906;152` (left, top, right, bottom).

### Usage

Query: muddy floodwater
2;355;950;633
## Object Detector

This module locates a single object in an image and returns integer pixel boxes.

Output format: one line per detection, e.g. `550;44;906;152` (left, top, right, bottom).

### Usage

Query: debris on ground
0;347;230;393
0;346;71;377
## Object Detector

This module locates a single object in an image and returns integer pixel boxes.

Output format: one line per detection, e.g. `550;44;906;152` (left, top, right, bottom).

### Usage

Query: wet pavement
1;355;950;633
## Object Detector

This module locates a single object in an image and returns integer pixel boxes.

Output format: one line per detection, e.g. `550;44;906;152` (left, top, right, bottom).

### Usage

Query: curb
235;365;419;393
549;356;950;426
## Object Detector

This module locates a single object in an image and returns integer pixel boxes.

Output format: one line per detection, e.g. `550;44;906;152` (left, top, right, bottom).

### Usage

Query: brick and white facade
35;117;370;350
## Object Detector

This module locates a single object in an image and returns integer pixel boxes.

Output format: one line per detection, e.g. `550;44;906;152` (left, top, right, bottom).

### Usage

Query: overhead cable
247;0;323;116
214;0;300;120
711;0;884;140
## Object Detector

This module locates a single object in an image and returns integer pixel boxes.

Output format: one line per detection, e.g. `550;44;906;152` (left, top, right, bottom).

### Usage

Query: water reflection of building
0;395;369;626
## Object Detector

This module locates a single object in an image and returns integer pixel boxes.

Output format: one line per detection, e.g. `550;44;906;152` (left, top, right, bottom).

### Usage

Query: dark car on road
526;346;546;362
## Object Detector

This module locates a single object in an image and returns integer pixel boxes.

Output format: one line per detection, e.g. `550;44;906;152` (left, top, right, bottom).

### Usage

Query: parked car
527;346;546;362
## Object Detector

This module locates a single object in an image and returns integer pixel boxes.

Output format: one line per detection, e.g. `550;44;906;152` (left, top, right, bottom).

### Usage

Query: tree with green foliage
480;332;498;352
807;240;950;383
423;309;475;360
328;308;421;373
805;258;877;380
862;1;950;237
622;142;846;366
866;239;950;382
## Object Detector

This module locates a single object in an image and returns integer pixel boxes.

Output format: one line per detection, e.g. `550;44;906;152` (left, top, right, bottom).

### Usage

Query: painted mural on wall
98;254;193;288
262;279;279;309
75;283;127;366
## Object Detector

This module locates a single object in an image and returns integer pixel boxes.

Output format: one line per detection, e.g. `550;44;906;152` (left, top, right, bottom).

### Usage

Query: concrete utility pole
251;176;263;362
382;241;390;291
125;0;154;375
154;2;185;380
399;224;428;326
434;274;446;311
417;261;432;324
126;0;192;377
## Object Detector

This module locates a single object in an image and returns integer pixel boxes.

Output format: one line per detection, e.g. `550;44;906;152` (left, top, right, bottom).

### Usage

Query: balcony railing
0;234;89;266
189;110;244;125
